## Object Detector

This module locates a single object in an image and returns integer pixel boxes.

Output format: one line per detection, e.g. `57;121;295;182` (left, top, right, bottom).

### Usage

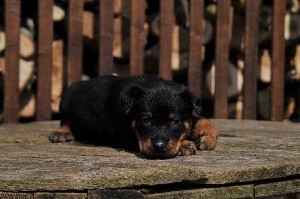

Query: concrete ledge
0;120;299;198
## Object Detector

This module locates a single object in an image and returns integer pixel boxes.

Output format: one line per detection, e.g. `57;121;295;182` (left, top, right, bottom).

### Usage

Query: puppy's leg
192;118;219;150
49;123;75;143
178;140;197;156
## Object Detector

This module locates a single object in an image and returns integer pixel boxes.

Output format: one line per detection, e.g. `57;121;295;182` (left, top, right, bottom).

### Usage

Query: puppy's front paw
49;125;75;143
49;131;75;143
178;140;197;156
193;119;219;151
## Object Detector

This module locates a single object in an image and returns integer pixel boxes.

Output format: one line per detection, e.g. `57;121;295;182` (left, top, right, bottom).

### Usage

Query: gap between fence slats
243;0;260;119
188;0;203;97
130;0;146;75
159;0;174;80
214;0;231;119
3;0;20;123
271;0;286;121
67;0;84;86
36;0;53;121
98;0;114;76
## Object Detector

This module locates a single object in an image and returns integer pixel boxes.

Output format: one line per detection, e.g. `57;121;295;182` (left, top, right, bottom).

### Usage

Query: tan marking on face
169;113;175;119
166;133;186;155
144;112;153;118
58;124;71;134
183;121;190;130
138;138;153;153
131;120;136;129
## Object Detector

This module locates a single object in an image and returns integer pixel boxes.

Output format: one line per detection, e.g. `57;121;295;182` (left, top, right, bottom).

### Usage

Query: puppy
49;75;218;159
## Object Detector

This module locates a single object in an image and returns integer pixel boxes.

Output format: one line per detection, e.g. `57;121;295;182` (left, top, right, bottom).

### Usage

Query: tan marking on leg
49;124;74;143
58;124;71;134
193;119;219;150
179;140;197;156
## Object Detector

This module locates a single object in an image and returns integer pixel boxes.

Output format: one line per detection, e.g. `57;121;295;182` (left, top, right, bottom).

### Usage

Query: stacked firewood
1;0;300;121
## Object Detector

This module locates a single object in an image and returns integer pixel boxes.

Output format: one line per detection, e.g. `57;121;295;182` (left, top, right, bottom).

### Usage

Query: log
0;28;35;59
284;98;295;120
113;0;122;16
260;49;271;83
113;16;123;58
51;39;64;113
19;59;35;92
83;10;95;39
20;28;36;59
171;25;180;71
0;31;4;53
53;3;65;22
20;94;35;118
294;45;300;79
0;57;35;92
0;57;3;73
206;62;244;98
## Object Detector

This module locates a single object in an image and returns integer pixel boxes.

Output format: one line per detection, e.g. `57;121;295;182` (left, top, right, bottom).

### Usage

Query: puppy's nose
153;140;166;150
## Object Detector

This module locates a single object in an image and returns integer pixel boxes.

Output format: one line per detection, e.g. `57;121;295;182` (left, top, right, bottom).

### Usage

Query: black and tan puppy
49;75;218;159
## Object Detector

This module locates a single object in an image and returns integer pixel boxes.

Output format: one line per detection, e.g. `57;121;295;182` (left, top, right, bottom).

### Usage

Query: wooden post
243;0;260;119
214;0;231;118
36;0;53;121
98;0;114;76
159;0;174;80
271;0;285;121
130;0;146;75
67;0;83;86
4;0;20;123
188;0;204;96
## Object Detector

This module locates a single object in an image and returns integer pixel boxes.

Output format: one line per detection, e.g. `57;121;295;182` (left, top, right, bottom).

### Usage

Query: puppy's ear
120;85;145;114
181;88;202;115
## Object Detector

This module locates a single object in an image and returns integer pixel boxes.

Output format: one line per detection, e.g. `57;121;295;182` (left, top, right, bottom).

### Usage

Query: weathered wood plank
214;0;231;119
271;0;286;121
67;0;84;86
89;190;144;199
243;0;260;119
36;0;53;121
0;120;299;196
34;193;86;199
130;0;146;75
159;0;174;80
4;0;20;123
0;192;32;199
188;0;204;96
98;0;114;76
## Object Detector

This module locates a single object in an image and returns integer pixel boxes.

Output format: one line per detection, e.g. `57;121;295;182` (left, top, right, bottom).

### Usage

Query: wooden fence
1;0;287;123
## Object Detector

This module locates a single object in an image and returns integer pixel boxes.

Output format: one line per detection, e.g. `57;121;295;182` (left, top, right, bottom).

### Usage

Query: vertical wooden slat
188;0;204;96
243;0;260;119
271;0;285;121
159;0;174;80
36;0;53;121
98;0;114;76
67;0;84;86
214;0;231;119
4;0;20;123
130;0;146;75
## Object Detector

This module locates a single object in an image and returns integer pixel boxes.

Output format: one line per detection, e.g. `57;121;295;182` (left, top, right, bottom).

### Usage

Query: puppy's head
121;79;201;159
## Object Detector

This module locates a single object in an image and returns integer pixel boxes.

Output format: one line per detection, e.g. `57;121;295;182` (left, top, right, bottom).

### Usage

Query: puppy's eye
141;116;151;126
170;118;181;126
